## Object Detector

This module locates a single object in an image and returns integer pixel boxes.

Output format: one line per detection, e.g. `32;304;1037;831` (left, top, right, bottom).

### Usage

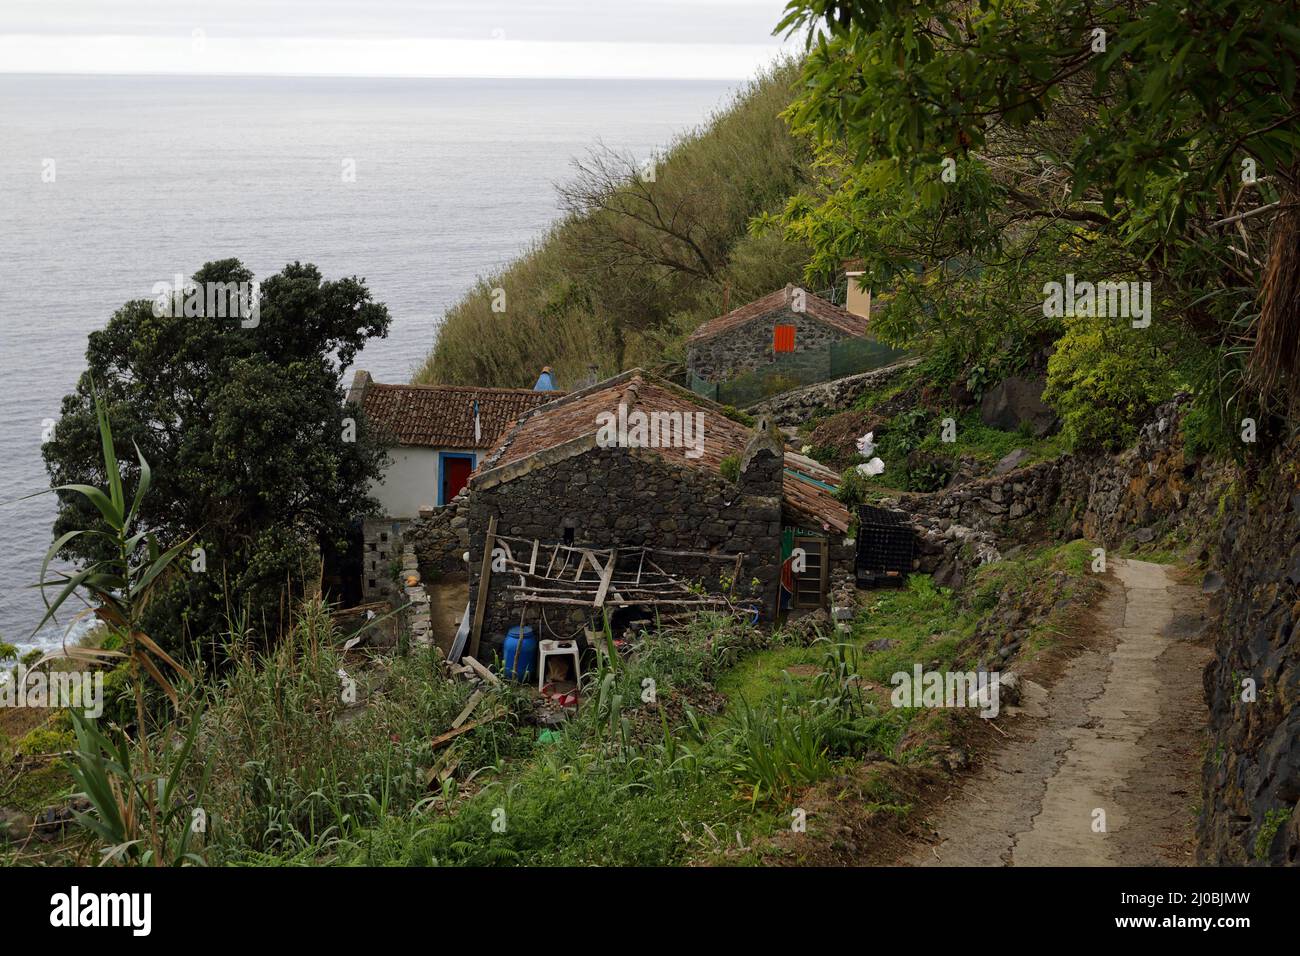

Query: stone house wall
465;443;784;657
687;310;854;384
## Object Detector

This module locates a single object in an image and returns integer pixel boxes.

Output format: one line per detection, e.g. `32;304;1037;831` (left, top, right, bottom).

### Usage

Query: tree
775;0;1299;442
43;258;391;659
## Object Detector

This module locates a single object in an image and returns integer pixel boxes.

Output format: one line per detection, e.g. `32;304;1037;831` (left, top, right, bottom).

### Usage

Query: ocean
0;73;734;656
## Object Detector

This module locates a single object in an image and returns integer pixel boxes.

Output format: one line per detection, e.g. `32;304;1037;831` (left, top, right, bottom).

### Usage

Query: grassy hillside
414;61;820;388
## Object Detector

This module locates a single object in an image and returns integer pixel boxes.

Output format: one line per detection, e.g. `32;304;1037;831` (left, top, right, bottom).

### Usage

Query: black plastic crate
856;504;916;584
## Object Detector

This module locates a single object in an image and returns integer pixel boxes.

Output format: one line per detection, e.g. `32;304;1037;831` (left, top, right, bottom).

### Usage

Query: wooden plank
515;594;729;608
462;655;501;685
593;555;617;608
451;689;485;729
431;710;503;750
528;540;539;574
573;549;596;582
469;515;497;659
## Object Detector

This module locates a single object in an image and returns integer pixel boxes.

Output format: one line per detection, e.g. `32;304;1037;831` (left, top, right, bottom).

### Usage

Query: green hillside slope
414;61;821;389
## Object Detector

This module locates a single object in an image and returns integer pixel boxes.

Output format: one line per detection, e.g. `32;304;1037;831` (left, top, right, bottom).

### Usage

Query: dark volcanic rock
979;375;1058;437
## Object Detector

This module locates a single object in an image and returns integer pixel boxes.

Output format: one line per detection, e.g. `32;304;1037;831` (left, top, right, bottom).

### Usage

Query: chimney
739;415;784;496
843;264;872;320
346;369;372;407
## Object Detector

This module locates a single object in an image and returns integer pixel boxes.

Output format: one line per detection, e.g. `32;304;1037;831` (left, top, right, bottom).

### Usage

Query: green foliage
779;1;1295;234
1254;807;1292;862
905;454;951;493
833;464;870;509
719;454;741;484
33;386;195;709
1043;316;1181;452
16;725;74;757
43;259;391;658
189;599;526;860
68;706;211;866
778;0;1298;445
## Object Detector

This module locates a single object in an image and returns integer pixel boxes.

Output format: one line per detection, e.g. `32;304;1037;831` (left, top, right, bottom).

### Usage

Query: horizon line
0;70;745;82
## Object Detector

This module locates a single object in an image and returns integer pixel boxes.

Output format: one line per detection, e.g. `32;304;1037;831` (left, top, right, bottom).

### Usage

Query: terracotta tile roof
782;467;852;534
686;285;872;344
482;371;754;473
478;369;852;534
359;379;560;450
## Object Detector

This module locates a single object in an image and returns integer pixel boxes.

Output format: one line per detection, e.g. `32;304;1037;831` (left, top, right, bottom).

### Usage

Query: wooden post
593;554;617;608
469;515;497;660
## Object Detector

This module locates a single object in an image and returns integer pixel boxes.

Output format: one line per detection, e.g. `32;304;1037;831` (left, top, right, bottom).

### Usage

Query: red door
442;456;473;504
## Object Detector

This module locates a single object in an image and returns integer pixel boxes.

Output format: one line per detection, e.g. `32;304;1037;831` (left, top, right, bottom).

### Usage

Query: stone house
685;284;873;386
347;370;560;603
462;369;854;658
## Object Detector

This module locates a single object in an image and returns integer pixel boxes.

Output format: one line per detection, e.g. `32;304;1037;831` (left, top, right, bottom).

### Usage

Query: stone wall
1054;398;1230;547
749;358;920;425
399;543;433;647
896;398;1230;553
466;440;784;657
686;310;853;384
405;491;471;577
899;458;1067;537
1199;440;1300;865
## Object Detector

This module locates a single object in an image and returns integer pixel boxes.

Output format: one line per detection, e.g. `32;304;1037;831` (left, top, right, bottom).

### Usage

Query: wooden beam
462;655;501;685
431;709;503;750
515;594;729;608
451;690;484;729
593;554;617;608
528;539;539;574
469;515;497;659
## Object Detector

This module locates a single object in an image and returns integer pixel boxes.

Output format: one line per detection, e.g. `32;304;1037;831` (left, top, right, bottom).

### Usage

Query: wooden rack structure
490;533;746;615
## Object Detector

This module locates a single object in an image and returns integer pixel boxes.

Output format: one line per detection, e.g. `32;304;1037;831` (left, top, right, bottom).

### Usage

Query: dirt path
904;558;1211;866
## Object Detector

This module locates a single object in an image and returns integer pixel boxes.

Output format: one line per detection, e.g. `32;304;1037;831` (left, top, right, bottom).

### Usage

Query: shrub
1043;315;1179;452
719;453;741;483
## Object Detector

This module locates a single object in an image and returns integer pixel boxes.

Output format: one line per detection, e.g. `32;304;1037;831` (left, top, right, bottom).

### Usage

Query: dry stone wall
1199;440;1300;865
750;358;920;426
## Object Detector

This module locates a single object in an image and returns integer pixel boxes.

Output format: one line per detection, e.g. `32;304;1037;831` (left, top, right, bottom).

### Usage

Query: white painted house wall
371;447;441;519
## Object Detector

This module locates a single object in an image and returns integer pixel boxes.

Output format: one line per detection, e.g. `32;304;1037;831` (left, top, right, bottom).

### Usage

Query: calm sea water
0;73;733;655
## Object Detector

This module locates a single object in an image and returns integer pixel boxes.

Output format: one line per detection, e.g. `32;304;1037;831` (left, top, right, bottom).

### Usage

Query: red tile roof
359;379;560;450
478;369;851;533
686;285;872;344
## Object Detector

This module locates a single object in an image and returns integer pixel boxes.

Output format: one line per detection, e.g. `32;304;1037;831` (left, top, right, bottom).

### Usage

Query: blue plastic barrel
503;625;537;682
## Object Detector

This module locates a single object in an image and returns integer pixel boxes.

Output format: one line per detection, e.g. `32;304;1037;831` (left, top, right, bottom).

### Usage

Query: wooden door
442;456;473;504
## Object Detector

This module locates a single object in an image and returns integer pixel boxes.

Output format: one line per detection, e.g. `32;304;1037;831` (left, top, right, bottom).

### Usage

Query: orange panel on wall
773;324;796;352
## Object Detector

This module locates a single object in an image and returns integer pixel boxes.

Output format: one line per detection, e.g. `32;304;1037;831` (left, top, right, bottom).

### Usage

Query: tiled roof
782;466;853;534
481;371;755;474
686;285;872;344
478;369;851;534
359;379;560;450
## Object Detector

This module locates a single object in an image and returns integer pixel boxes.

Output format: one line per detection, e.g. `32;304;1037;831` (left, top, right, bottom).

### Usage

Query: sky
0;0;800;79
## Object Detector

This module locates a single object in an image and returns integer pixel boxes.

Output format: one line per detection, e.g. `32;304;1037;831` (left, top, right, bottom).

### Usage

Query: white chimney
844;269;871;320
